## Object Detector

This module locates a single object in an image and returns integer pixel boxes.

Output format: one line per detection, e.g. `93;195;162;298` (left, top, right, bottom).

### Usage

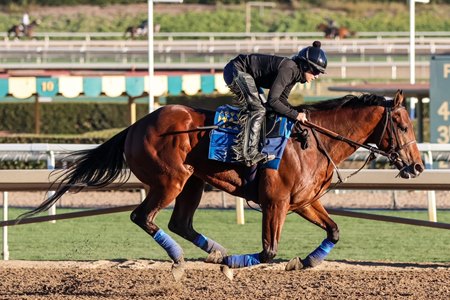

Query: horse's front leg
286;200;339;270
218;196;290;268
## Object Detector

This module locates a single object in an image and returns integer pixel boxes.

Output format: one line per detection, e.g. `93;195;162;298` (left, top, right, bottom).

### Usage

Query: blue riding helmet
295;41;328;74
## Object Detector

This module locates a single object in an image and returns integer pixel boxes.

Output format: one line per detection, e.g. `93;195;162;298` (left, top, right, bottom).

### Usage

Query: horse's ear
394;89;404;107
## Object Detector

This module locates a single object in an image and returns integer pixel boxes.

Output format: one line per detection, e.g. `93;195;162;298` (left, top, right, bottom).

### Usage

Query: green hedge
0;102;147;134
0;95;233;135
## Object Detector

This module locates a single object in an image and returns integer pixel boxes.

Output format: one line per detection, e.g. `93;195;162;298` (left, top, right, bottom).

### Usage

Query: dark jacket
230;54;305;120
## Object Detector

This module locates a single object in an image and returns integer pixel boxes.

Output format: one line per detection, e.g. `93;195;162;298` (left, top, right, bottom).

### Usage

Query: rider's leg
234;72;271;166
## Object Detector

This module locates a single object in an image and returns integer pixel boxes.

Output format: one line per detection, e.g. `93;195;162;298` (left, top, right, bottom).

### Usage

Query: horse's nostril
414;163;424;174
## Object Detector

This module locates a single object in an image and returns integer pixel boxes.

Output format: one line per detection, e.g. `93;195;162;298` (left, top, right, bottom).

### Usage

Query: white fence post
139;189;146;202
236;197;245;225
47;150;56;223
424;150;437;222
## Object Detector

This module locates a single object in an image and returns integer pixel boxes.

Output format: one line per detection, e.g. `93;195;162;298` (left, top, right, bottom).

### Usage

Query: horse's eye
399;125;407;133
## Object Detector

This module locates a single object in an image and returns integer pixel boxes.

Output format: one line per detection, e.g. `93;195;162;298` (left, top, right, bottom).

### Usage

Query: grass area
3;208;450;263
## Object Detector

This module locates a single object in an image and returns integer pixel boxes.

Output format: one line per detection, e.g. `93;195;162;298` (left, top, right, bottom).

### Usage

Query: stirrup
244;153;275;167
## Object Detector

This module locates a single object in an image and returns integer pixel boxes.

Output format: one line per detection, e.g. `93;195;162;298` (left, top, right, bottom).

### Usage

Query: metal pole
2;192;9;260
409;0;416;85
148;0;155;113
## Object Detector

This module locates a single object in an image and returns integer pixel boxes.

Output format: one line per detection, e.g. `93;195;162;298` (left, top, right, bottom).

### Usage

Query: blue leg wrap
153;229;183;262
303;238;335;268
223;253;261;268
193;234;208;249
193;234;227;255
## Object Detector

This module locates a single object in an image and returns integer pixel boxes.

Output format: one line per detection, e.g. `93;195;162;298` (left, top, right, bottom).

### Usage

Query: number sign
430;56;450;144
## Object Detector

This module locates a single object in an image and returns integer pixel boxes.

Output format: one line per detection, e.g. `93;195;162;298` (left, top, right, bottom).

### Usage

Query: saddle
208;105;295;170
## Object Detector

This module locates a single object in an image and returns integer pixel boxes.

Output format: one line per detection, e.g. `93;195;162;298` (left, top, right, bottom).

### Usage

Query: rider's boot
243;108;275;167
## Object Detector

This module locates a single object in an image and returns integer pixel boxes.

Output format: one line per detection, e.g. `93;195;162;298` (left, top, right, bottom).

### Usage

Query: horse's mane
297;94;386;112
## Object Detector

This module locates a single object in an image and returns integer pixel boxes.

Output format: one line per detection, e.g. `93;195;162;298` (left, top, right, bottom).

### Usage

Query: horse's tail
17;127;131;221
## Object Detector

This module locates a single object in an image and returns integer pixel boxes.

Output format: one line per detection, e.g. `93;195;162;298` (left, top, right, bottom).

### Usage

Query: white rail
1;143;449;164
2;37;448;58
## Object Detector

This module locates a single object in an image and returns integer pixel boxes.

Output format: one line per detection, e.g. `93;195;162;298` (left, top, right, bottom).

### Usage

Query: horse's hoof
285;257;304;271
220;265;233;281
171;262;185;282
206;250;223;264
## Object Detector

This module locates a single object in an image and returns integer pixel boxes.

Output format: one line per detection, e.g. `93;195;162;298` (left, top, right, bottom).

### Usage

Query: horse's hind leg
286;200;339;270
130;182;188;265
168;176;227;257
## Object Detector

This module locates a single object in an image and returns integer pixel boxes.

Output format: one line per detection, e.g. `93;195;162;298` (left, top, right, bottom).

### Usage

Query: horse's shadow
330;259;450;269
27;258;450;270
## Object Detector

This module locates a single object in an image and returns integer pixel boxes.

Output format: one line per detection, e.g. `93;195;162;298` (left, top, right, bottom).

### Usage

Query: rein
303;120;390;158
298;104;410;185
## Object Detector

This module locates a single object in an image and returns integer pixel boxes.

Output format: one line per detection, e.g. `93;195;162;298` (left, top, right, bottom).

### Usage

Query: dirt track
2;190;450;299
1;260;450;299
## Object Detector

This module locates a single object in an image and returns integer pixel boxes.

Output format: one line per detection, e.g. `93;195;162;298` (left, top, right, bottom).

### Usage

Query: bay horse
124;22;160;39
7;20;39;39
20;91;423;279
124;25;147;39
316;23;355;39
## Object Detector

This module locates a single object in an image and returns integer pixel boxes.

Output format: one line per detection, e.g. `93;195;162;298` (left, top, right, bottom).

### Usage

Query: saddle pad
208;105;294;170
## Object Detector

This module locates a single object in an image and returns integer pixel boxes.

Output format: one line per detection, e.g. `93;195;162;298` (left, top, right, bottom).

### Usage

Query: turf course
3;208;450;262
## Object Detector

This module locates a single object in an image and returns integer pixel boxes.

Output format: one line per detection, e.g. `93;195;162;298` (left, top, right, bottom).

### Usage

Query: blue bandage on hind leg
193;234;208;249
303;238;335;268
223;253;260;268
153;229;183;263
193;234;227;255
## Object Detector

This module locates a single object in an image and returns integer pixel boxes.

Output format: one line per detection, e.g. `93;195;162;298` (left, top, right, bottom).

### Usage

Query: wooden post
128;96;136;125
34;94;40;134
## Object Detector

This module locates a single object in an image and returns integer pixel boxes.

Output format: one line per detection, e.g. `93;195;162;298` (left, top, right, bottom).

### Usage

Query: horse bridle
296;102;417;183
378;105;417;167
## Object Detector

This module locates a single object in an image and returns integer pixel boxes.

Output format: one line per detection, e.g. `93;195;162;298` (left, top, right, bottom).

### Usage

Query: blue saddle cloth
208;105;294;170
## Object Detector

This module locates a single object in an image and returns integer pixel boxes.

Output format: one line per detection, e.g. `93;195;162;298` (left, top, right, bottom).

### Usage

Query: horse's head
374;90;424;179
